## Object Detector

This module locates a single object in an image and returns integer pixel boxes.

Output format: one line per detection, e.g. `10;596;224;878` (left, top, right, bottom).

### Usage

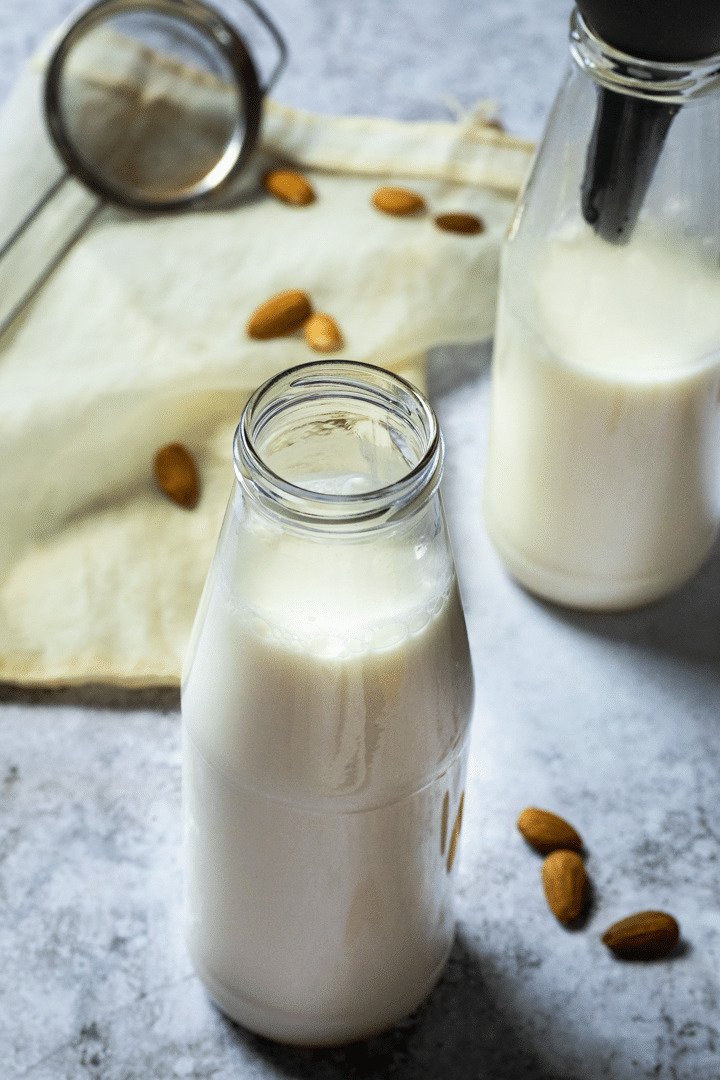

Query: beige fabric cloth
0;37;533;686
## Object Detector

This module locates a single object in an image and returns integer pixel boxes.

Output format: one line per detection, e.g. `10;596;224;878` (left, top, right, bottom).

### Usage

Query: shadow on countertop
531;537;720;667
0;681;180;711
230;931;576;1080
427;340;493;400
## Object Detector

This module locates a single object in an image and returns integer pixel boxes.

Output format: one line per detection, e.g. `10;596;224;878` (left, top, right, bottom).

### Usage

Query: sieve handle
240;0;288;92
0;170;73;264
0;174;103;338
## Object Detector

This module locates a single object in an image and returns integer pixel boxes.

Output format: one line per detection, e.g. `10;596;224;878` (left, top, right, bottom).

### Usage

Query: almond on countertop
303;312;343;353
247;289;313;340
517;807;583;854
434;212;485;235
601;911;680;960
154;443;199;509
264;168;316;206
542;849;589;924
371;185;426;216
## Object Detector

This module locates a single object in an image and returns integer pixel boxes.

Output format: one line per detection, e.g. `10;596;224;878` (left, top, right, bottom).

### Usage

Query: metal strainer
0;0;287;330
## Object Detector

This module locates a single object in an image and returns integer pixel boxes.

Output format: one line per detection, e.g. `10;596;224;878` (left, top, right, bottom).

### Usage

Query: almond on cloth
247;290;313;340
601;911;680;960
517;807;583;854
154;443;199;509
303;312;343;353
264;168;316;206
434;212;485;235
542;849;589;924
371;185;426;216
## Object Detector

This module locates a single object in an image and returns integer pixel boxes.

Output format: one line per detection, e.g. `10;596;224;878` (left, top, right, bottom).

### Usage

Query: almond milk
182;491;473;1045
485;225;720;608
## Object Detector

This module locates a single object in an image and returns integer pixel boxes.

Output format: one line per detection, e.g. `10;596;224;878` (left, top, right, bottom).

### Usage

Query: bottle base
485;513;716;611
188;936;452;1047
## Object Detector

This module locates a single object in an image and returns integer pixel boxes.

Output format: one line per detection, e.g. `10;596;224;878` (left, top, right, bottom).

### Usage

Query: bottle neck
570;9;720;104
233;360;444;535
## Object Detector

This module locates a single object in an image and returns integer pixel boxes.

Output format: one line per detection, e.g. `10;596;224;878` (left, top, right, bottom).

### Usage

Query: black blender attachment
576;0;720;243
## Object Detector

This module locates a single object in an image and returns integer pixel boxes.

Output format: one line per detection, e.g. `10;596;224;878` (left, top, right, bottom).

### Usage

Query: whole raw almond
264;168;316;206
601;911;680;960
542;849;589;924
371;185;426;216
154;443;199;509
304;312;344;353
247;290;313;340
517;807;583;854
434;212;485;235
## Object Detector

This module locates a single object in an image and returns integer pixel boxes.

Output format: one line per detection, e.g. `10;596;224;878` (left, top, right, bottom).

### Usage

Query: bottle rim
570;9;720;102
234;360;444;530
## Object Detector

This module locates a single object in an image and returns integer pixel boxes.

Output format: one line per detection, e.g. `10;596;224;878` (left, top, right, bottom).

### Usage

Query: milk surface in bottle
182;361;474;1046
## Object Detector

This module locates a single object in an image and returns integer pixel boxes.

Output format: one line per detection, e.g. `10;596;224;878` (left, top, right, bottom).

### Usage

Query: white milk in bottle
182;361;474;1045
485;225;720;609
484;8;720;609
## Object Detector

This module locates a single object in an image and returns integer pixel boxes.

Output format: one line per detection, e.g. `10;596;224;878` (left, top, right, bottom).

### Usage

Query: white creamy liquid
485;226;720;608
182;507;473;1045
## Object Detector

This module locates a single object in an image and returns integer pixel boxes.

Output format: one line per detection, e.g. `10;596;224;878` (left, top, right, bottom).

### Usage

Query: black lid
577;0;720;61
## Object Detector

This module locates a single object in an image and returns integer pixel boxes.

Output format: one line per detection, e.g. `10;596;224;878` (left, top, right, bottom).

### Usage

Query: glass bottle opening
570;9;720;103
234;360;443;528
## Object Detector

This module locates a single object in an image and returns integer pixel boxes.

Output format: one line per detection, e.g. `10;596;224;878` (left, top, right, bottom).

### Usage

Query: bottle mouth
234;360;443;530
570;9;720;103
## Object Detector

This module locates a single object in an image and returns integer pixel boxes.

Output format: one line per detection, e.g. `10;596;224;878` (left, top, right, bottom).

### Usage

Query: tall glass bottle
484;9;720;609
182;361;474;1045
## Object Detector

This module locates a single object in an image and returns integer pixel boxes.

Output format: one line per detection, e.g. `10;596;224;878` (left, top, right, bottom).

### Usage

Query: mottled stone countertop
2;1;719;1078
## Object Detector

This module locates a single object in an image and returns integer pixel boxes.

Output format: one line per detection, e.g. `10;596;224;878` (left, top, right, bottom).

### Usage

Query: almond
601;911;680;960
371;185;426;216
434;212;485;235
542;849;588;924
154;443;199;509
303;312;344;353
517;807;582;854
247;290;313;340
264;168;316;206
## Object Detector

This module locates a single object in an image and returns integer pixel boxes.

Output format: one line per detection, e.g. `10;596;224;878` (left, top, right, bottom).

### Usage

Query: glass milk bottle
182;361;474;1046
484;5;720;609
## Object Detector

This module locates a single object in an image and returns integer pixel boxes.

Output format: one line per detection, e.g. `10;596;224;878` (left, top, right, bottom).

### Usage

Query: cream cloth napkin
0;36;533;687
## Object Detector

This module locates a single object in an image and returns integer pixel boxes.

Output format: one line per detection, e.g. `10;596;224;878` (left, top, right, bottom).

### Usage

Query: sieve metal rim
43;0;264;212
